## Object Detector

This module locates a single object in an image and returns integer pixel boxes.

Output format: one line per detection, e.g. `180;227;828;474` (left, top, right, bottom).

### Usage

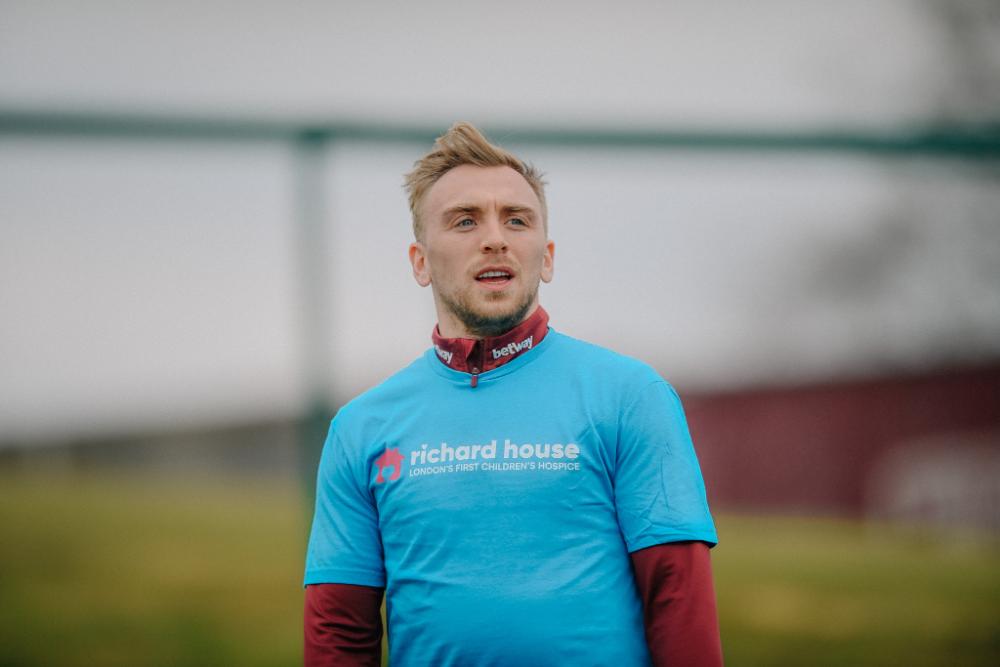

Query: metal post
292;130;336;510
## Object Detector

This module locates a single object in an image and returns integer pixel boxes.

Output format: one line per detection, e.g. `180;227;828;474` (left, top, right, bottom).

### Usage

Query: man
304;123;723;666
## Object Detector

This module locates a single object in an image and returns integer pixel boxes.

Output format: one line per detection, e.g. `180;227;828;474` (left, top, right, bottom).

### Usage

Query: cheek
426;247;461;282
524;243;548;270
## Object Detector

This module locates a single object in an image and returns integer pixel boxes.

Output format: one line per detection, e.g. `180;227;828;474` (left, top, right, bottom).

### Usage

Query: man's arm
304;583;384;667
631;541;723;667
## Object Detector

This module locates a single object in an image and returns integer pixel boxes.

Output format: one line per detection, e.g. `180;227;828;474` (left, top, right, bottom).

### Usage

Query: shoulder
546;329;665;387
331;354;431;433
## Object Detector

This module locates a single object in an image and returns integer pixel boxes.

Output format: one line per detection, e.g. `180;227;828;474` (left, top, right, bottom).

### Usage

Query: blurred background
1;1;998;665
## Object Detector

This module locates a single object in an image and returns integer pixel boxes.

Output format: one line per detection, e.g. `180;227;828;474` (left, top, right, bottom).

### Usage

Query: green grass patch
713;514;1000;666
0;468;308;667
0;468;997;666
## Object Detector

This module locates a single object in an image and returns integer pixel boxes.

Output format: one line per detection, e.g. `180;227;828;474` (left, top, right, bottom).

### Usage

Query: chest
367;390;621;539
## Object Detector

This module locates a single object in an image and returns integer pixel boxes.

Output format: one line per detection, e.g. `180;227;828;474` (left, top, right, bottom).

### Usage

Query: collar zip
431;306;550;387
470;341;483;387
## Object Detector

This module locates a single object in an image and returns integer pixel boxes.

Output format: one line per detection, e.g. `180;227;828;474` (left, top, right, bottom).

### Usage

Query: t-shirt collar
431;306;549;376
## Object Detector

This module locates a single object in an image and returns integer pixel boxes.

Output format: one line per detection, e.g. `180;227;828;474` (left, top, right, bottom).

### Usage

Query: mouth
475;267;514;289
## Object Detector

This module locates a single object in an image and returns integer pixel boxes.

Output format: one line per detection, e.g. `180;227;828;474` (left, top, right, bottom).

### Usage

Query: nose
479;217;508;253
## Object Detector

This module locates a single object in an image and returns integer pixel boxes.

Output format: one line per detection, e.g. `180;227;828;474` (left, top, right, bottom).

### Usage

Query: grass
0;468;307;667
0;467;997;666
714;514;999;666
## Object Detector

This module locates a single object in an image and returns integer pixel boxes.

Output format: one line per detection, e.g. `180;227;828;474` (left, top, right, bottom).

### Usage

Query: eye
455;218;476;228
508;217;527;227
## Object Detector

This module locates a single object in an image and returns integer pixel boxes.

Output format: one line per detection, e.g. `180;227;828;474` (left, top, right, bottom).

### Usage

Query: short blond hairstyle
404;122;547;239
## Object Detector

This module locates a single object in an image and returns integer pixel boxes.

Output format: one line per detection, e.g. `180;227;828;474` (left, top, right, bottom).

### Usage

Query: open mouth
475;269;513;286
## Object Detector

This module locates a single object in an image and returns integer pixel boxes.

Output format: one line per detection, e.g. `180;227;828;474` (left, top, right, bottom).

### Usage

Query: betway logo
492;335;532;360
434;345;453;364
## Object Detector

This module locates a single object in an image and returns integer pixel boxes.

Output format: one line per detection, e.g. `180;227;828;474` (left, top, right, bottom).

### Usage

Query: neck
431;306;549;375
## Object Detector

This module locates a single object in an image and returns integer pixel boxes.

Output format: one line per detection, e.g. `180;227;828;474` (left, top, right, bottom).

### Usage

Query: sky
1;1;998;442
3;1;996;128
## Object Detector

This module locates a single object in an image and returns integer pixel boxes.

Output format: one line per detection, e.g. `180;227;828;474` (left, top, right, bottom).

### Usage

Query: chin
476;294;521;314
438;284;537;338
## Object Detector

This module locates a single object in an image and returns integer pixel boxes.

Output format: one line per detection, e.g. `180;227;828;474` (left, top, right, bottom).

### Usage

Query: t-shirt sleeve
614;380;718;552
304;418;386;588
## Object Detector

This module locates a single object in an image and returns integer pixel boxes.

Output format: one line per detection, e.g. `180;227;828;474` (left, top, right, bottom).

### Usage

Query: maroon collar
431;306;549;379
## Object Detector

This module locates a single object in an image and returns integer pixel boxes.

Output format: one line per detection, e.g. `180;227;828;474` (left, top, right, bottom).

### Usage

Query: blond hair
404;122;547;239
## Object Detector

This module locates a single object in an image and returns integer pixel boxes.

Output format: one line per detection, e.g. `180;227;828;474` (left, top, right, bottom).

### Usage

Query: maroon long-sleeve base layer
304;540;722;667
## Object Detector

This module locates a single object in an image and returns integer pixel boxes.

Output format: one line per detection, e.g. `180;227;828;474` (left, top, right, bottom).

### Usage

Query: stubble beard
439;284;538;339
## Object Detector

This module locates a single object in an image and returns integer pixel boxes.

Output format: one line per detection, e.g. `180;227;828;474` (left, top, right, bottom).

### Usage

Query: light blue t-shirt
304;329;717;667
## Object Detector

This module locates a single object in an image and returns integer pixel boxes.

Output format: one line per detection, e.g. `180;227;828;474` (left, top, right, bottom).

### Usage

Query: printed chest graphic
370;430;616;555
372;437;583;486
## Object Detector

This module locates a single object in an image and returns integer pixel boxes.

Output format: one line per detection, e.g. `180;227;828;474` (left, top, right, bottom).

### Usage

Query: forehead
422;165;541;219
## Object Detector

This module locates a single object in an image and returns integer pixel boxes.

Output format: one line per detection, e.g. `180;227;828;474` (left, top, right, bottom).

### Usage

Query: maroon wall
681;364;1000;516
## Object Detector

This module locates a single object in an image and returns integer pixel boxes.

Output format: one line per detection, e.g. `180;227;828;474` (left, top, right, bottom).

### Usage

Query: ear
409;241;432;287
540;239;555;283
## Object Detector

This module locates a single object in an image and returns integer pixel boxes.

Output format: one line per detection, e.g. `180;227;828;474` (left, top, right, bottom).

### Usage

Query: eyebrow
440;204;538;220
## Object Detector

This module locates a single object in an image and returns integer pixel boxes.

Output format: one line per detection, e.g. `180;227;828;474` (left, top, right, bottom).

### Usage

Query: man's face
409;165;555;339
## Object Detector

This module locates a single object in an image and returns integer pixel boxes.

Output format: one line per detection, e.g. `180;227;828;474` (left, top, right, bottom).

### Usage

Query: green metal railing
3;109;1000;157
